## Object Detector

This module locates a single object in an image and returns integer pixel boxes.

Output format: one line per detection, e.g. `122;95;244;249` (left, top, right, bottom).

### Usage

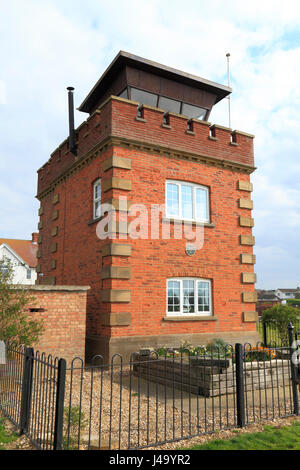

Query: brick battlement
37;96;255;197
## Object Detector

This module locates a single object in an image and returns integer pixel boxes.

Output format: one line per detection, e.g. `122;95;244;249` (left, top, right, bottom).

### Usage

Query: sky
0;0;299;289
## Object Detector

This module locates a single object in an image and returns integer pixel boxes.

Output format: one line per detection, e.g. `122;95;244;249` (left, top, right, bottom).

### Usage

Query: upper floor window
93;179;101;219
129;87;209;120
167;278;212;316
166;180;209;223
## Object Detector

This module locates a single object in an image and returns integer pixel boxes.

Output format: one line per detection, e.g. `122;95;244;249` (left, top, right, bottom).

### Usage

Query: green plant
206;338;231;357
178;340;207;356
262;304;300;345
0;416;18;450
63;406;88;450
0;258;44;346
287;299;300;308
244;346;276;362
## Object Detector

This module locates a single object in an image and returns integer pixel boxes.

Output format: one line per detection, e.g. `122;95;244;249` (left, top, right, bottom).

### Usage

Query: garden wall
23;285;89;362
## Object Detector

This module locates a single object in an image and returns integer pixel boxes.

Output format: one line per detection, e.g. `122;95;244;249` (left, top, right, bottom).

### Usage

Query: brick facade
36;93;258;362
25;286;88;362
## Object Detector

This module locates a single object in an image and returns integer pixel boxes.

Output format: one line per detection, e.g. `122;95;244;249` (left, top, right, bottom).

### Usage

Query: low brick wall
132;354;291;397
24;285;89;363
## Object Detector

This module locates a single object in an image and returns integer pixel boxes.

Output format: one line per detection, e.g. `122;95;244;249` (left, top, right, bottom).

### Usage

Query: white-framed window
26;269;31;280
167;278;212;316
165;180;209;223
93;179;101;219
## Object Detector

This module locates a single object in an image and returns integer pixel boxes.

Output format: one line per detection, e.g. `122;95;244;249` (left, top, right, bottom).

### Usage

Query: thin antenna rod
226;53;231;128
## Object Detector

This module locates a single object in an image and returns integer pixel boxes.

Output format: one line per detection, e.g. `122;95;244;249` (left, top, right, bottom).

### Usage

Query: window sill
88;217;102;225
163;316;217;322
162;217;215;228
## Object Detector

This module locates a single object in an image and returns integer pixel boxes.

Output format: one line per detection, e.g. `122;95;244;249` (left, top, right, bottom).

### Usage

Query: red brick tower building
36;52;258;361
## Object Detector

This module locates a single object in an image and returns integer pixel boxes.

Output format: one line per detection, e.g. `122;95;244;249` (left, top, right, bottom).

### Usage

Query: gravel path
62;365;295;450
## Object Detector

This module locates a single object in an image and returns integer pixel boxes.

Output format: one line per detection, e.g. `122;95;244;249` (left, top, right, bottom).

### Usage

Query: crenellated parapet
37;95;255;198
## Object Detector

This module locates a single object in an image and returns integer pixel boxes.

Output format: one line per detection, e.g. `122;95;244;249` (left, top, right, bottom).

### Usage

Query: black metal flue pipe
67;87;77;155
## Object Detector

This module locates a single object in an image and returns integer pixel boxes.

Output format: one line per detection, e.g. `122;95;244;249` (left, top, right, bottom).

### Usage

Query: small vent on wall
29;308;46;313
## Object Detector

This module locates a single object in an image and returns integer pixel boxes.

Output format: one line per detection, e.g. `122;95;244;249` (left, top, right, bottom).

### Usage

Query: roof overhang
78;51;232;114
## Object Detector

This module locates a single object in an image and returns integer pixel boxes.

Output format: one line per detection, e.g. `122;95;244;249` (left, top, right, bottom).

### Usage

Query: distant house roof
277;288;300;293
257;290;279;302
0;237;38;268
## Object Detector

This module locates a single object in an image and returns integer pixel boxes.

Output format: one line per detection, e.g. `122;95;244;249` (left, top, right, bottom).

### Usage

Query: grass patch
0;417;18;450
181;421;300;450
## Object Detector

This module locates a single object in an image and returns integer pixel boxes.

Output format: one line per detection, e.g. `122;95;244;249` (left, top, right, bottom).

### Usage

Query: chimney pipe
67;87;77;155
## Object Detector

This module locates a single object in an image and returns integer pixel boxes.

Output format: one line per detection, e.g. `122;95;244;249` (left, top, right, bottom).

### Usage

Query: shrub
262;304;300;345
287;299;300;308
206;338;231;357
0;258;44;346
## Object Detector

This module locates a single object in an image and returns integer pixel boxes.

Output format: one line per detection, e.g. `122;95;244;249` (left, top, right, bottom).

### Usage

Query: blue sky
0;0;299;289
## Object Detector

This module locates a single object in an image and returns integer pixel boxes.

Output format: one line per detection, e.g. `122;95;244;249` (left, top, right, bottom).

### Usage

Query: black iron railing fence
257;318;300;348
0;324;299;450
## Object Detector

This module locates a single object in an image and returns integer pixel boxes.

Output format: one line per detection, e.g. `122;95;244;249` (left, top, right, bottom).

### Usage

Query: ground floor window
167;278;212;316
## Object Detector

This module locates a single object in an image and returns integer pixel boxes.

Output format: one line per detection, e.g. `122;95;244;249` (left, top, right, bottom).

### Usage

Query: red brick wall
26;286;88;362
36;96;257;356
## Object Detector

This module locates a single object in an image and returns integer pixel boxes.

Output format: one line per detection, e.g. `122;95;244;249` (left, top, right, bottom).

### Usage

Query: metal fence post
288;322;299;416
53;358;67;450
263;321;267;347
19;347;34;435
235;343;245;427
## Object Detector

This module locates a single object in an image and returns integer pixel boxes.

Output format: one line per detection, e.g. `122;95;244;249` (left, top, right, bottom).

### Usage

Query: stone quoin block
102;243;132;257
105;198;132;212
238;198;253;210
238;180;253;192
243;311;258;322
50;243;58;253
241;272;257;284
50;259;57;270
242;291;258;303
51;226;58;237
240;235;255;246
240;254;256;264
101;312;131;326
51;210;59;221
102;155;132;171
52;194;60;205
102;177;132;193
101;266;131;279
239;216;254;228
101;290;131;303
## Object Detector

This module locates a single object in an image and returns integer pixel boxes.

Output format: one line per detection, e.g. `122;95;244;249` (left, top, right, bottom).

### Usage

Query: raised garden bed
132;353;291;397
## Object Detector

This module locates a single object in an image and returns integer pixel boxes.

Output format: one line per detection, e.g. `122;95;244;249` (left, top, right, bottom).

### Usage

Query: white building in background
0;234;38;285
275;288;300;301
